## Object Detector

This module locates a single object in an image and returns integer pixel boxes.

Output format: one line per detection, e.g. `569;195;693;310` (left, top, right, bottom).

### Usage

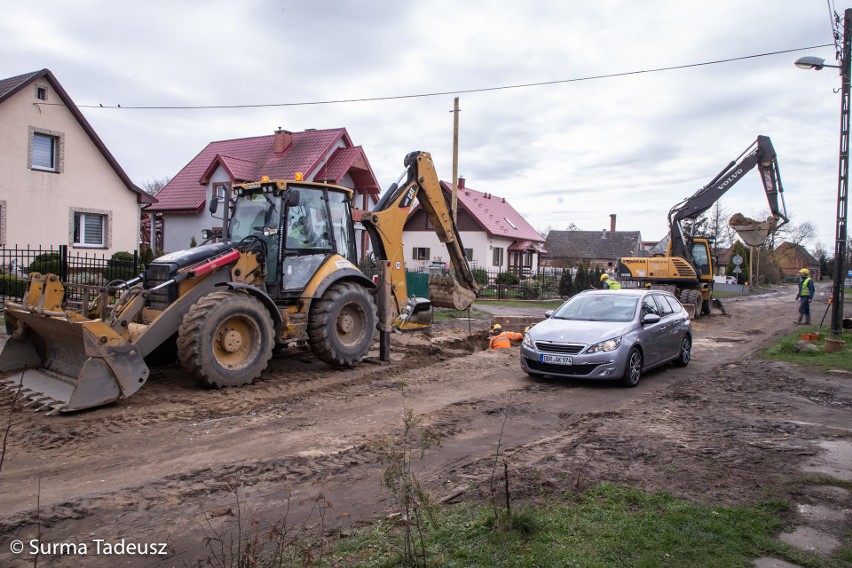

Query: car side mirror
545;310;554;318
209;197;219;214
285;189;300;207
642;313;661;325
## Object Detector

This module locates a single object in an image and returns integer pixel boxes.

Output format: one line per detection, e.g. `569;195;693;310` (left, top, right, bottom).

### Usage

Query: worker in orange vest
489;324;523;349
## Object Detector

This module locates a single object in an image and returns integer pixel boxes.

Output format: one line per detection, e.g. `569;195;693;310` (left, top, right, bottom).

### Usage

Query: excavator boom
669;135;788;258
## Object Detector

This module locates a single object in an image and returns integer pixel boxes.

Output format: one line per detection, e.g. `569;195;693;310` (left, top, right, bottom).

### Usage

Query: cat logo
399;186;417;208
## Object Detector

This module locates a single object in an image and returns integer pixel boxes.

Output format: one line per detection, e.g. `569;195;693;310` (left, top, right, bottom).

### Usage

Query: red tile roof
508;239;547;254
149;128;380;212
440;181;544;243
0;69;155;204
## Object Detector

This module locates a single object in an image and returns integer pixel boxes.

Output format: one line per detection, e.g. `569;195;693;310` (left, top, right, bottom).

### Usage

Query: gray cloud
1;0;843;249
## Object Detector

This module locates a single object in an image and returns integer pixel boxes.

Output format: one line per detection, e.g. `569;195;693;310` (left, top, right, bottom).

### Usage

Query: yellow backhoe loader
0;151;479;413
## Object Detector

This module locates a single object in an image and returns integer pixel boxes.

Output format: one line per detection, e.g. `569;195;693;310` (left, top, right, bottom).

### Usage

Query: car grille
533;341;585;355
524;358;599;376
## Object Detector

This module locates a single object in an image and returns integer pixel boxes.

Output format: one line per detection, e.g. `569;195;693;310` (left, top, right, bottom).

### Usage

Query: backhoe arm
669;135;788;258
362;152;480;318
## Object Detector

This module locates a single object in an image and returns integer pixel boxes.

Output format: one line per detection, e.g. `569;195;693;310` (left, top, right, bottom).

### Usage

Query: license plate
541;354;572;365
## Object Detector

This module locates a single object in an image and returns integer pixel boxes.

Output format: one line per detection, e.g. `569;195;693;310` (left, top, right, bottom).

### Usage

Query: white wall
0;78;141;254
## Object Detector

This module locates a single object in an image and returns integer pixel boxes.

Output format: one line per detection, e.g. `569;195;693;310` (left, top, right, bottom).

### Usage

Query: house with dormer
402;178;546;276
0;69;154;252
147;128;381;258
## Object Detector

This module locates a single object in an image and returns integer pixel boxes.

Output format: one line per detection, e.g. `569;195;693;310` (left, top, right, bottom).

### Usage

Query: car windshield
551;295;639;322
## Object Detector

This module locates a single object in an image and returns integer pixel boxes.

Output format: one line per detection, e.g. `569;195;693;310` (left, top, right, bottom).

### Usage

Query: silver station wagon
520;289;692;387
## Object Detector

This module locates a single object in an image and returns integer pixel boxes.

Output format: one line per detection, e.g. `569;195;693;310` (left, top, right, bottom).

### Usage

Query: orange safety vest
490;331;523;349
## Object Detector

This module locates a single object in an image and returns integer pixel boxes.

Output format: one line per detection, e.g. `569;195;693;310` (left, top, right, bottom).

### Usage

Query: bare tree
775;220;817;249
140;176;170;196
708;202;734;250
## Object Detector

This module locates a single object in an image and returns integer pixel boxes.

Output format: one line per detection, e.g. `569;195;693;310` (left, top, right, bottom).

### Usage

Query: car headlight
586;336;621;353
522;333;533;347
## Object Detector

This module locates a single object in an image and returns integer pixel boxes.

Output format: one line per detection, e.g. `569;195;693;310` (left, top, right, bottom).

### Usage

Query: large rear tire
177;290;275;388
680;289;702;316
308;281;377;367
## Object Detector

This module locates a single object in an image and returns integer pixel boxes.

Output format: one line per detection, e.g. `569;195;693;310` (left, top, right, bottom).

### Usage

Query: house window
73;211;107;247
413;247;430;260
32;133;57;171
492;247;504;267
29;128;64;173
35;86;48;101
464;248;473;261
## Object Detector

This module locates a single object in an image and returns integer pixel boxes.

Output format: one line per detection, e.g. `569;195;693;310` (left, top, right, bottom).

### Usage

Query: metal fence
0;245;140;306
408;265;568;301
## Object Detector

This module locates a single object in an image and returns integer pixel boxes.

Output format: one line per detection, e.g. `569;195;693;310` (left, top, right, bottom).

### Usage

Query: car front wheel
619;347;642;387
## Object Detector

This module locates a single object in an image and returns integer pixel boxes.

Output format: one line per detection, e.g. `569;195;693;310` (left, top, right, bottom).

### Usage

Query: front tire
177;290;275;388
673;335;691;367
619;347;642;387
308;281;377;367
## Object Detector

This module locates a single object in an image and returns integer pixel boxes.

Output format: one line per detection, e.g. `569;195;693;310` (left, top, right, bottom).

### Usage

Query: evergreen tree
575;264;590;291
559;268;576;297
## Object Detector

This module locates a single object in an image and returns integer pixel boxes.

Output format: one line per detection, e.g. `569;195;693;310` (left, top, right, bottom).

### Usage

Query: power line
71;44;833;111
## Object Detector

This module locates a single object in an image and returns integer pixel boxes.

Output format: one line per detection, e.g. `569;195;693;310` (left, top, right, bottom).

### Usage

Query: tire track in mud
0;332;485;453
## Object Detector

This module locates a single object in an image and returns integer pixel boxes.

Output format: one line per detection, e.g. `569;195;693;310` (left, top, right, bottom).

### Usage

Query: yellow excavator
0;151;479;413
615;135;788;316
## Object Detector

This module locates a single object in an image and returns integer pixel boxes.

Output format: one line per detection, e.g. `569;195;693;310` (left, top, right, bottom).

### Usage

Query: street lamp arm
794;56;841;70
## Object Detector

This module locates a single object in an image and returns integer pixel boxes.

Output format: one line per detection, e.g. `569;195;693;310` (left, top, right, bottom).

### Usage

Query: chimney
458;176;465;190
601;229;607;238
610;214;617;232
273;127;293;153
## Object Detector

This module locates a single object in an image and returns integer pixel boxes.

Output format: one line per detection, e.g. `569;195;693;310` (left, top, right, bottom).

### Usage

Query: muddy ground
0;285;850;567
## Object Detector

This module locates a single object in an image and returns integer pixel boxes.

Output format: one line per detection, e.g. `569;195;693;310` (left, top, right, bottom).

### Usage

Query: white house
402;179;546;276
0;69;154;252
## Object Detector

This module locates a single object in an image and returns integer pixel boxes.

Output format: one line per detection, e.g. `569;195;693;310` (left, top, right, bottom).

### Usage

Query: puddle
801;440;852;481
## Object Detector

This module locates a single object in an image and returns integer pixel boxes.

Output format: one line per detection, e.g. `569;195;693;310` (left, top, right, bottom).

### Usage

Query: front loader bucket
0;307;149;413
428;275;477;310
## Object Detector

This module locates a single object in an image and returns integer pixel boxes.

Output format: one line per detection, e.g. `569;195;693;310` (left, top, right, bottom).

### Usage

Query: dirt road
0;285;849;567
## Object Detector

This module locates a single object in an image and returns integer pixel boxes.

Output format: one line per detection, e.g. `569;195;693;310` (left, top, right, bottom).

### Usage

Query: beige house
0;69;153;253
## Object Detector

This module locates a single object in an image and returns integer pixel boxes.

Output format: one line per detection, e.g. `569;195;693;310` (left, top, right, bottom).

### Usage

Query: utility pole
830;8;851;336
451;97;460;222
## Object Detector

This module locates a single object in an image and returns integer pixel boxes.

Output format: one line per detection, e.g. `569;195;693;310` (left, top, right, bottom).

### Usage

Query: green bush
471;268;489;286
495;272;520;286
0;274;27;298
28;252;61;276
102;251;138;282
518;281;541;299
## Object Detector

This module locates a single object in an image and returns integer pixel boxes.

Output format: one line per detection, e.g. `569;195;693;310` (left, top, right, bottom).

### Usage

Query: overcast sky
3;0;849;252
